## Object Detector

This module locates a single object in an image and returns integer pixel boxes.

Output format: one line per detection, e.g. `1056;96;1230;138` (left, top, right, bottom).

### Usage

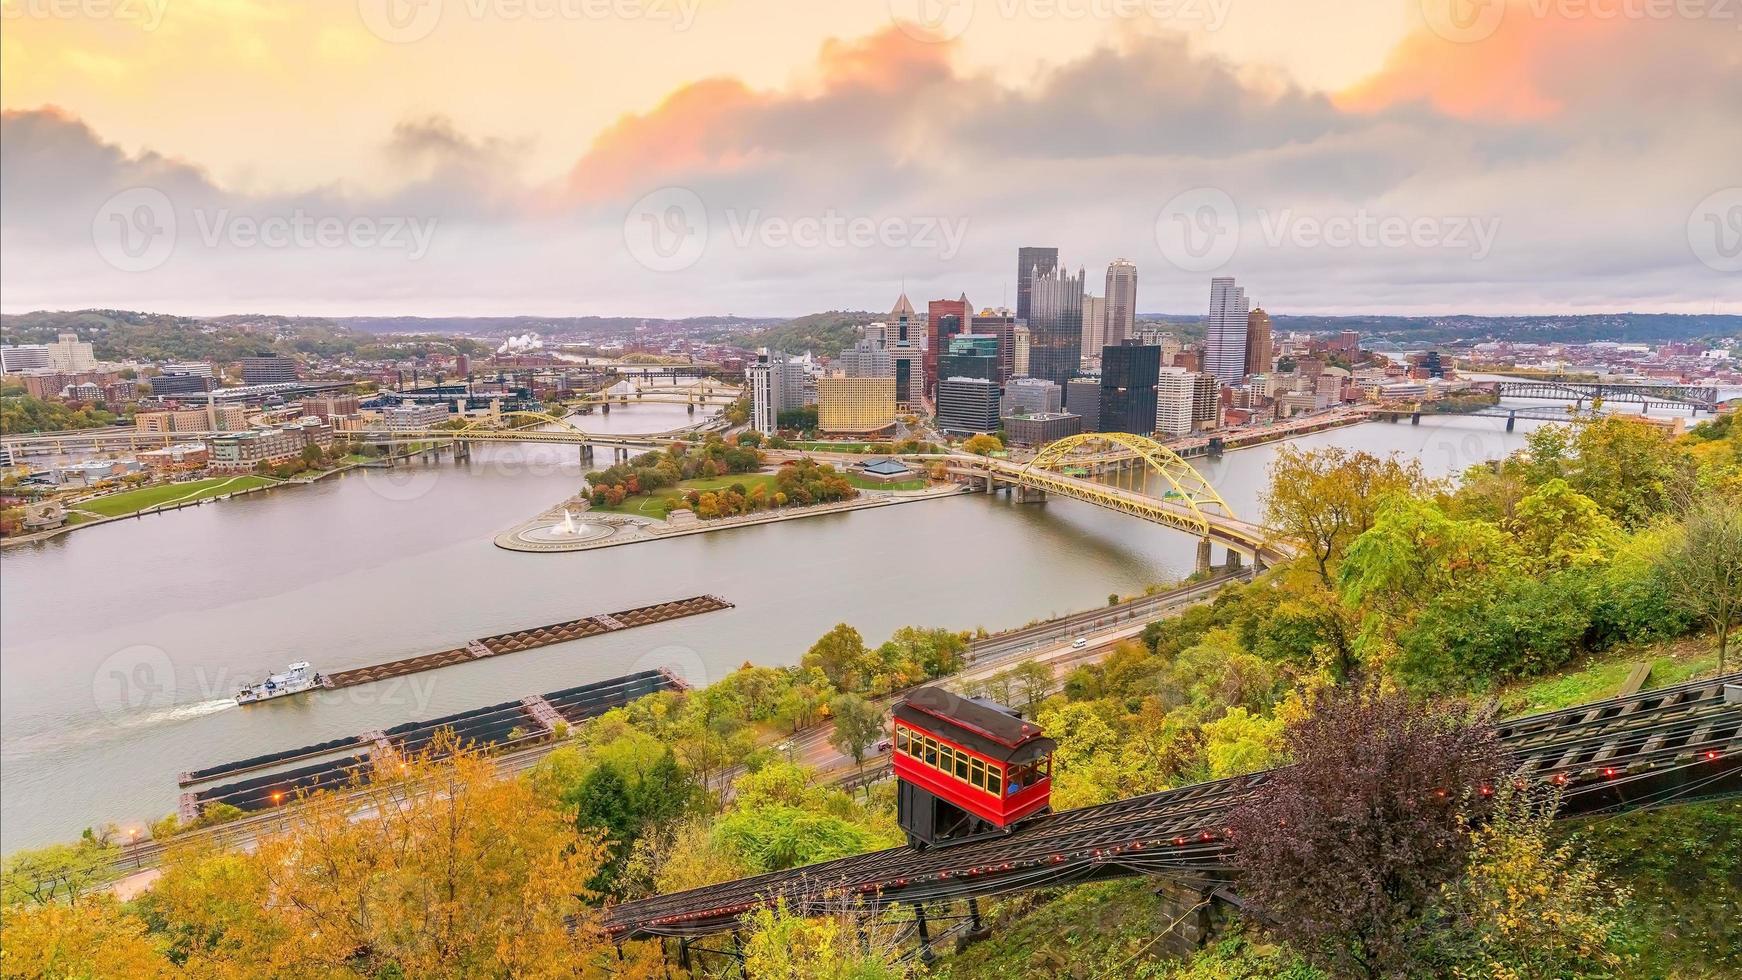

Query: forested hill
731;311;882;355
0;311;485;363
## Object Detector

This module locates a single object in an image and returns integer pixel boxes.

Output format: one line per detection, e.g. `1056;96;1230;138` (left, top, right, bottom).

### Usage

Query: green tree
827;693;883;776
1656;496;1742;673
1264;446;1432;584
0;834;118;907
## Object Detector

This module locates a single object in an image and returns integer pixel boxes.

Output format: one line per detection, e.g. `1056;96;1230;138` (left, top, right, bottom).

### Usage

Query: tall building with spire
1245;306;1274;378
1203;277;1250;384
888;292;923;409
1027;264;1085;388
1103;259;1137;346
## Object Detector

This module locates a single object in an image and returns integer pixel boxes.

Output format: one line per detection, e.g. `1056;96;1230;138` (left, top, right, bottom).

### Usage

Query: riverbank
495;482;969;553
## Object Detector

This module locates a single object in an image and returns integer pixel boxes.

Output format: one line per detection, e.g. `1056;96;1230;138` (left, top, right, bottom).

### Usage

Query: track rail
602;672;1742;939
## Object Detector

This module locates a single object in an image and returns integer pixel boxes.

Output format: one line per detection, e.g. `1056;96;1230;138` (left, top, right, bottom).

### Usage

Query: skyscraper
888;292;922;408
1203;277;1250;384
748;350;778;435
1079;295;1106;368
924;294;969;401
1098;340;1160;436
1012;325;1031;377
1245;306;1274;378
1103;259;1137;346
1027;264;1085;389
1015;247;1058;326
972;307;1018;381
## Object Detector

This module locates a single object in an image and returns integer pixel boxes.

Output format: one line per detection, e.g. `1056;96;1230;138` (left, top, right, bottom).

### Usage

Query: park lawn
591;471;781;516
77;475;279;518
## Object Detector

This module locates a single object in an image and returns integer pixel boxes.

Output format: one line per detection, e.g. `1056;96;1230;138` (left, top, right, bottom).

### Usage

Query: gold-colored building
816;374;897;434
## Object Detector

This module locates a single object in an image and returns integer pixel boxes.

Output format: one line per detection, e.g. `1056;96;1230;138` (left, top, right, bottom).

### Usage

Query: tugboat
235;662;324;705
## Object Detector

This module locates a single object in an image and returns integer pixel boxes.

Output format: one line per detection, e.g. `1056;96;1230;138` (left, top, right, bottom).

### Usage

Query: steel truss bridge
956;433;1294;568
1489;380;1722;411
359;411;698;449
602;673;1742;944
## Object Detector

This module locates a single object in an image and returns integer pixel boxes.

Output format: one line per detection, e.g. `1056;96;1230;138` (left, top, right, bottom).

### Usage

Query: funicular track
603;672;1742;940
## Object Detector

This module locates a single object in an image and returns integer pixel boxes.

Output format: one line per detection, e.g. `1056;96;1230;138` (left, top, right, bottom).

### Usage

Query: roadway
99;574;1250;888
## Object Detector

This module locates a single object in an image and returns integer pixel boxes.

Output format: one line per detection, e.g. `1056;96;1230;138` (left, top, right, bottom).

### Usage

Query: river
0;405;1599;850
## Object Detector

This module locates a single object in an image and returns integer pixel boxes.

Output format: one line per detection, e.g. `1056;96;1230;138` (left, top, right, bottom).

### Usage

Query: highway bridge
601;673;1742;949
949;433;1296;570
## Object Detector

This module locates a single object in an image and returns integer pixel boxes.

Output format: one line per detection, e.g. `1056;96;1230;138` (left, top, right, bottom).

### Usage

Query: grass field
1496;634;1720;716
76;475;279;518
590;472;781;516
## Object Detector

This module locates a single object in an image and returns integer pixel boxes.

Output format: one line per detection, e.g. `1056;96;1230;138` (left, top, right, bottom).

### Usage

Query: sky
1;0;1738;318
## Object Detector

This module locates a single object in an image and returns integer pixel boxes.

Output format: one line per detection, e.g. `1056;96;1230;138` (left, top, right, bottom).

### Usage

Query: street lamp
127;828;142;868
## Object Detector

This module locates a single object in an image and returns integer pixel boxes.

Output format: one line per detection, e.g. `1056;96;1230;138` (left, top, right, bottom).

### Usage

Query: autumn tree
0;897;172;979
1425;786;1639;977
1228;682;1502;979
802;623;873;693
1264;446;1431;584
1656;495;1742;673
242;733;618;978
962;433;1003;456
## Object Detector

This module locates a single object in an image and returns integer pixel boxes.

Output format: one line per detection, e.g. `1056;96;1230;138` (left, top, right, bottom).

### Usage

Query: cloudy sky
2;0;1738;317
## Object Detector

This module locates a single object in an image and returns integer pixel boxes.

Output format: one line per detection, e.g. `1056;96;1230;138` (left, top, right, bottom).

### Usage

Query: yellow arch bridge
961;432;1294;570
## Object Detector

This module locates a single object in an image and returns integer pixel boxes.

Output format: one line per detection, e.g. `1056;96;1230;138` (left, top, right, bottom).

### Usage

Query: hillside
732;310;881;354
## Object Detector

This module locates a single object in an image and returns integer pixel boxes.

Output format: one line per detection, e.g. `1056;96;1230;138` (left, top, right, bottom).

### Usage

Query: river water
0;405;1578;850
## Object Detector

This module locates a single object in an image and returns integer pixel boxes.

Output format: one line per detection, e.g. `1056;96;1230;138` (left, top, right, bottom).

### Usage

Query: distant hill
731;311;881;355
1136;312;1740;348
0;310;485;363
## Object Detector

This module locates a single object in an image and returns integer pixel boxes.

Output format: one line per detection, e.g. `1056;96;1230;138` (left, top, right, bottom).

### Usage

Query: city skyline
3;5;1738;317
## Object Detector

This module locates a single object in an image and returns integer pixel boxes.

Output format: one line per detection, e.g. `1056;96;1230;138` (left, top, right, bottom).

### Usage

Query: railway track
602;672;1742;939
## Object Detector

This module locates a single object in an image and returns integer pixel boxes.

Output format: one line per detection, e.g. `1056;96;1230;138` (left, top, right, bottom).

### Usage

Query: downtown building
1001;376;1062;417
748;349;810;434
935;334;1002;434
1103;259;1137;346
1015;247;1058;327
816;374;897;434
1155;369;1221;437
1065;376;1102;432
887;293;924;409
924;295;970;401
1203;277;1251;384
1027;263;1086;390
1098;340;1160;436
1245;306;1274;378
972;307;1018;382
240;353;300;384
1079;294;1106;371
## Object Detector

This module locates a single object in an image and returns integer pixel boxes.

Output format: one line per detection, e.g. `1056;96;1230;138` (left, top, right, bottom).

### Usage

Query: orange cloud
568;27;956;201
1336;4;1623;121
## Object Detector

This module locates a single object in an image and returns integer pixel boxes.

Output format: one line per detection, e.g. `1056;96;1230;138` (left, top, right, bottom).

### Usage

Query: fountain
554;508;580;536
509;505;618;548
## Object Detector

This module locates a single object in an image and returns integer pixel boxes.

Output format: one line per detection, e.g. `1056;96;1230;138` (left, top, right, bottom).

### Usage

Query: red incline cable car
892;686;1055;849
